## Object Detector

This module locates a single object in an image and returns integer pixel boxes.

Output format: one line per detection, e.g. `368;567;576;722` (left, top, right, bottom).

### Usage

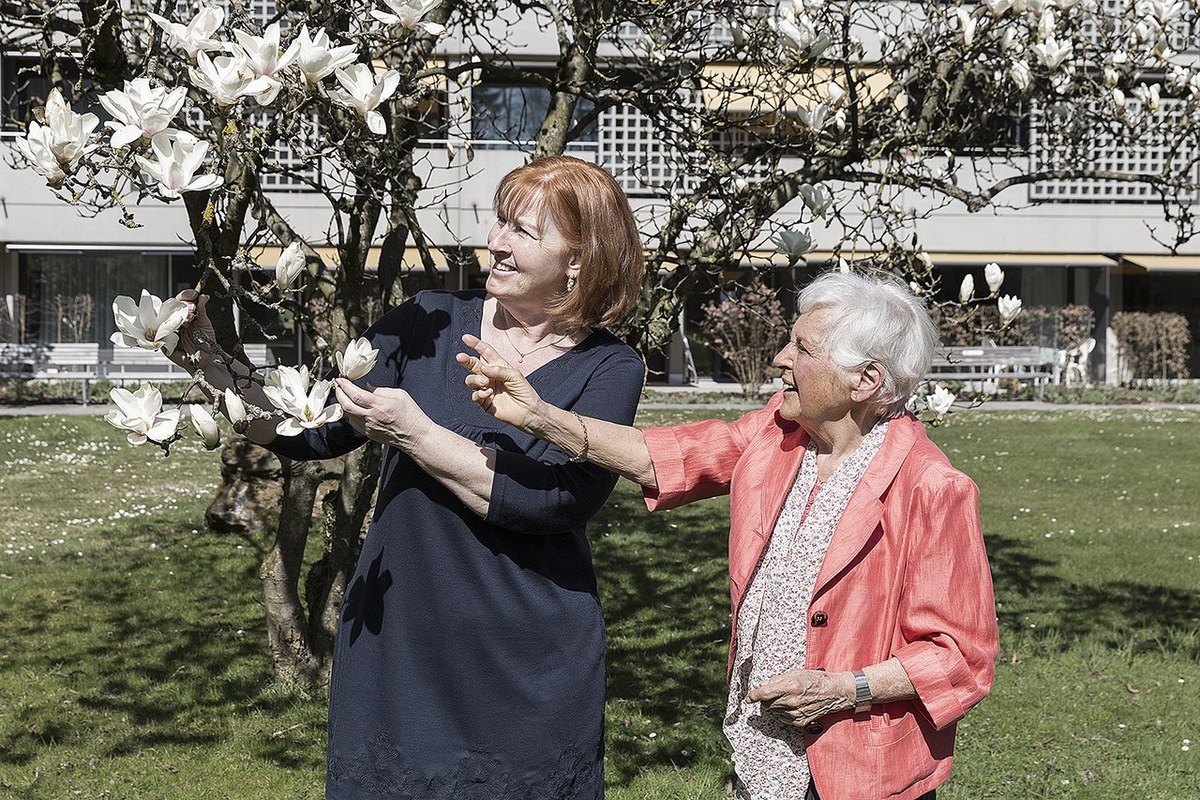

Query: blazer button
810;611;828;627
805;721;824;735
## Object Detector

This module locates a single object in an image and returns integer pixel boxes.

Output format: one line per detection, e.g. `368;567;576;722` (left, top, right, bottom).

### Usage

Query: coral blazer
642;393;999;800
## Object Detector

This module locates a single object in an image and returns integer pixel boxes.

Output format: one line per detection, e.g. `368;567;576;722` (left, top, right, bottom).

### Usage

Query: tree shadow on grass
984;527;1200;657
0;518;325;774
592;489;732;787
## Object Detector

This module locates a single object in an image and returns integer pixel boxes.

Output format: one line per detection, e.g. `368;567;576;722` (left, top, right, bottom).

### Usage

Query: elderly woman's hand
746;668;856;727
457;334;544;429
335;378;433;451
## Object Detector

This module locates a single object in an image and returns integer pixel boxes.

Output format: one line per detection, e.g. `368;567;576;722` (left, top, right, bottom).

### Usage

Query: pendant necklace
499;306;571;362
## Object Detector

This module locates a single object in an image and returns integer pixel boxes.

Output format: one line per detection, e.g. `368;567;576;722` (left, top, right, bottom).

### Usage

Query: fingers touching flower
105;384;181;445
188;403;222;449
262;365;343;436
336;338;379;381
329;64;401;135
276;241;307;290
135;132;224;199
111;289;190;354
98;79;187;149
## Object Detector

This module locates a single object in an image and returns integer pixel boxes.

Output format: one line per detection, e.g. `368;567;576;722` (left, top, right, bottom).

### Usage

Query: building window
471;80;598;146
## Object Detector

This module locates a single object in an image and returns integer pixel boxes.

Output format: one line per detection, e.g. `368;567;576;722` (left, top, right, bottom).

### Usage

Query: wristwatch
852;669;873;712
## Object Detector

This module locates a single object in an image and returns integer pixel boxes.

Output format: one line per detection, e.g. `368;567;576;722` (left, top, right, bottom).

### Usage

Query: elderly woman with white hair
458;270;999;800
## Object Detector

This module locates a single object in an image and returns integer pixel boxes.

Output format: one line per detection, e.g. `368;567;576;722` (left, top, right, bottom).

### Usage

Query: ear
566;252;582;282
850;361;885;404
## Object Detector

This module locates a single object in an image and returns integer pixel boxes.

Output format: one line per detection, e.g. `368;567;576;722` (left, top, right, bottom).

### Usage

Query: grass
1;408;1198;798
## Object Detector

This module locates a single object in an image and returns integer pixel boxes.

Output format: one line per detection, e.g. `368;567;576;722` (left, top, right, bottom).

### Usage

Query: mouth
491;262;517;273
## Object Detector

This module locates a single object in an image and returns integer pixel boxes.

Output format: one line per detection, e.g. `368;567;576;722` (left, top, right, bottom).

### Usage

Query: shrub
696;277;788;399
1111;312;1192;382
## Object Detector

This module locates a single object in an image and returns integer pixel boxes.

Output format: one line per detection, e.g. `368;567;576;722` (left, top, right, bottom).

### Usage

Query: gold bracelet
568;410;589;462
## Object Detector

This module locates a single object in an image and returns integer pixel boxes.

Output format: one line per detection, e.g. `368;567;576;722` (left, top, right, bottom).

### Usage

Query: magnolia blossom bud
223;387;248;427
336;337;379;381
959;274;975;304
188;403;222;449
276;241;306;290
984;262;1004;294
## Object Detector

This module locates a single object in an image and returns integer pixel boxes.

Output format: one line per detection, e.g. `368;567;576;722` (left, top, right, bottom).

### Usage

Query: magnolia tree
8;0;1199;683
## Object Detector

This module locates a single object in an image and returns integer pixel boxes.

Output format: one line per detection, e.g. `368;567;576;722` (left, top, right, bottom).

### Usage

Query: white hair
795;270;938;418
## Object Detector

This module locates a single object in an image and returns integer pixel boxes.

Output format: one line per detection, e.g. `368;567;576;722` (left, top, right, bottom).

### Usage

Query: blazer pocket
867;713;937;797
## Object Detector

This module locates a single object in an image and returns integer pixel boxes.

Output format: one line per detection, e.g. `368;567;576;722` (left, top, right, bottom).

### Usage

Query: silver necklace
498;306;570;362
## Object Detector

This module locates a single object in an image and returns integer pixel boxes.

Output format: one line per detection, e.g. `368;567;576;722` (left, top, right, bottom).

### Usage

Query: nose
487;222;510;253
771;342;793;371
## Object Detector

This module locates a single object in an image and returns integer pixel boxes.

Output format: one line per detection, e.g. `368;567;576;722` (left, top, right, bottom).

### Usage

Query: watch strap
852;669;873;712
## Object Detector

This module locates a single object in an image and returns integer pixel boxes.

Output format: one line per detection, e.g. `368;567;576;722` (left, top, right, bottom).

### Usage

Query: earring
566;275;577;293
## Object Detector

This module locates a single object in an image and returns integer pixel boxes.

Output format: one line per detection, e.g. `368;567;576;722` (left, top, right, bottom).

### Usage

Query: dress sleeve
265;295;419;462
485;352;644;534
892;466;1000;730
641;392;786;512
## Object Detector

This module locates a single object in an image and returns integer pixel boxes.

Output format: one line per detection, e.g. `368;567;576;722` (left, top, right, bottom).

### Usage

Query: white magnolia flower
135;132;224;199
329;64;401;135
149;6;225;59
959;274;975;304
925;385;956;421
798;184;832;217
222;388;248;428
1038;8;1057;40
1132;82;1161;112
231;22;301;105
111;289;190;354
188;403;222;449
825;82;846;109
105;384;181;446
956;8;977;47
189;52;256;107
1103;65;1121;88
798;103;829;133
98;79;187;149
276;241;307;290
262;365;343;436
998;294;1023;326
1009;60;1032;91
1033;37;1073;70
773;228;816;265
984;0;1016;15
1138;0;1185;26
1111;87;1127;116
336;338;379;381
294;25;358;86
14;88;100;187
372;0;447;35
1166;65;1190;92
1001;26;1022;53
985;262;1005;293
772;10;830;60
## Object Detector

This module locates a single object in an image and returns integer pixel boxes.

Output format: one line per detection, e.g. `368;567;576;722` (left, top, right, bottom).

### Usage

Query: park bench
104;343;275;386
926;345;1058;398
0;342;101;404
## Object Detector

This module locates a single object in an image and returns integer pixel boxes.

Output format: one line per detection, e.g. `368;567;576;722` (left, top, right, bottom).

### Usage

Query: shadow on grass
0;516;324;773
985;529;1200;657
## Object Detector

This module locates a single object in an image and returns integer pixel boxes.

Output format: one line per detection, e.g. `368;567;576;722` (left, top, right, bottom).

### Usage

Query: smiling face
485;197;579;317
772;308;857;425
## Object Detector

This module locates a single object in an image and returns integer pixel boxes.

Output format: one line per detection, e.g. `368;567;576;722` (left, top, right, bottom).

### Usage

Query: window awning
1120;254;1200;272
795;251;1119;268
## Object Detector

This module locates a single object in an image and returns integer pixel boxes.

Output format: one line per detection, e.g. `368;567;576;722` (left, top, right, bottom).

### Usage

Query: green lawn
0;408;1197;798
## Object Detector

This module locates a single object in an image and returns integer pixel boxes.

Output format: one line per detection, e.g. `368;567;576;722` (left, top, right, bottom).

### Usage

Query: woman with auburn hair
172;155;645;799
461;270;999;800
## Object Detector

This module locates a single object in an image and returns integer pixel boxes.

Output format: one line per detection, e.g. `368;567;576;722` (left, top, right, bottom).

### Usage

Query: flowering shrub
696;277;788;399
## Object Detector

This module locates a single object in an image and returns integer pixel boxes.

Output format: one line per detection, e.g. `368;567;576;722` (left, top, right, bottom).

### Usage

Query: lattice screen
1028;97;1200;203
597;103;699;197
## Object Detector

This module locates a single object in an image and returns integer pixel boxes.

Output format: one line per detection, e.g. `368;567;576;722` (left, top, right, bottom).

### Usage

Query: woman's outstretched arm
458;334;659;490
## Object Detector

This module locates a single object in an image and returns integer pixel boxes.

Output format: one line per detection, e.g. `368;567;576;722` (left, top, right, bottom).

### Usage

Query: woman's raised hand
171;289;218;369
457;334;543;430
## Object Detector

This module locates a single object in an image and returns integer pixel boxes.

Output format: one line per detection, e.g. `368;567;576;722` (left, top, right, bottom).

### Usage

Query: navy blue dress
269;290;644;799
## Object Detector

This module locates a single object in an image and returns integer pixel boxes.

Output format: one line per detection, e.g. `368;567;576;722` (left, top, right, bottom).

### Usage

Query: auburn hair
493;156;644;331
